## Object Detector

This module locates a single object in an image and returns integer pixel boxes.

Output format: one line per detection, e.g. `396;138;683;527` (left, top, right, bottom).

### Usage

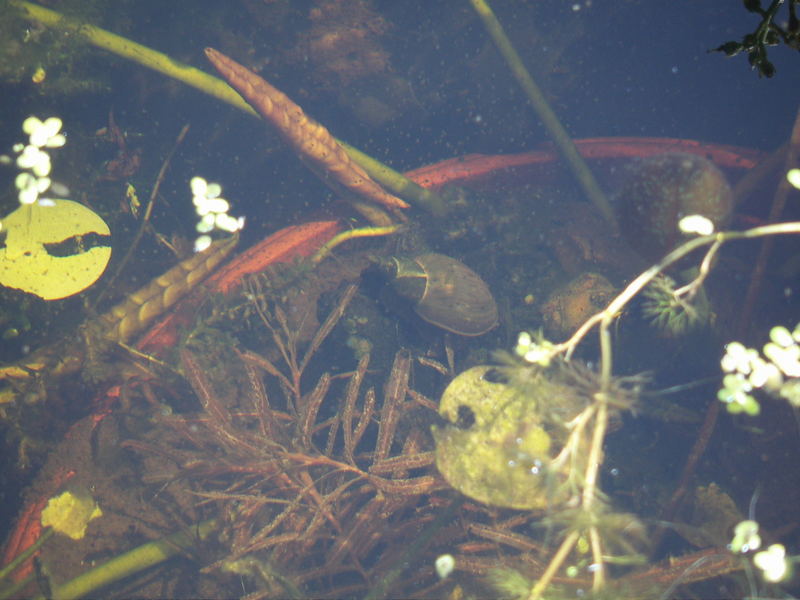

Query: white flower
190;176;221;201
196;213;216;233
23;116;65;148
747;358;782;390
720;372;752;399
763;342;800;378
721;342;757;374
787;168;800;190
15;172;51;205
191;177;230;215
194;235;212;253
16;144;52;177
434;554;455;580
515;332;557;366
189;176;244;252
753;543;789;583
770;326;795;348
202;197;230;215
718;373;760;415
678;214;714;236
215;213;244;233
730;520;761;553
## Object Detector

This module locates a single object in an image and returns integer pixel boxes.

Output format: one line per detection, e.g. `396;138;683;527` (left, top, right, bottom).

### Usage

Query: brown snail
383;253;498;336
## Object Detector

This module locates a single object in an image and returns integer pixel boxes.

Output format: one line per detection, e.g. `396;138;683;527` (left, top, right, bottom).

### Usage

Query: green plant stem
0;527;53;585
527;530;580;600
468;0;617;231
9;0;447;215
0;527;54;600
33;519;216;600
341;142;448;216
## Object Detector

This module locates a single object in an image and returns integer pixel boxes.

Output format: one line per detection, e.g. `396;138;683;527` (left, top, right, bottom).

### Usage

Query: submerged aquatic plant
641;274;709;336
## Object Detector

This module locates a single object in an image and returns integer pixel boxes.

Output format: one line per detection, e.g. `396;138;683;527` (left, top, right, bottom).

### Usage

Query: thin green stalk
527;530;580;600
0;527;53;585
468;0;617;230
0;528;54;600
9;0;447;215
34;519;216;600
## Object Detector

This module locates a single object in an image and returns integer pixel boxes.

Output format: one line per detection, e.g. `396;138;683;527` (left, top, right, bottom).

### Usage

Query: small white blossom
194;235;212;253
515;331;557;366
763;342;800;378
196;213;216;233
719;322;800;415
198;197;230;215
730;520;761;553
770;326;794;348
679;214;714;236
753;543;789;583
4;115;68;207
787;167;800;190
435;554;455;580
718;373;760;415
15;172;51;205
721;341;756;374
23;116;66;148
747;358;781;390
16;144;52;177
215;213;245;233
190;176;221;200
189;176;243;252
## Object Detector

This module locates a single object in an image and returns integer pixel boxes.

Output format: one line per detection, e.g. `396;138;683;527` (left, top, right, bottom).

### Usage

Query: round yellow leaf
0;199;111;300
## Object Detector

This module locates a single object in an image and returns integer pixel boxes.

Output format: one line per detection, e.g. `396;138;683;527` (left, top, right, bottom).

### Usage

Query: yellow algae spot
41;489;103;540
0;199;111;300
32;66;46;84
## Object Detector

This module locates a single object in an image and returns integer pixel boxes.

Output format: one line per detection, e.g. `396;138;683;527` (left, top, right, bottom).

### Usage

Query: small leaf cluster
718;323;800;415
712;0;800;78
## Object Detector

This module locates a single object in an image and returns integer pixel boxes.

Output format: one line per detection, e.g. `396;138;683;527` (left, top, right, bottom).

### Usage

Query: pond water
0;2;799;598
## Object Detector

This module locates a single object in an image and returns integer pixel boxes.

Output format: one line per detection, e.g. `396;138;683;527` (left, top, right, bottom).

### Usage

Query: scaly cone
205;48;408;216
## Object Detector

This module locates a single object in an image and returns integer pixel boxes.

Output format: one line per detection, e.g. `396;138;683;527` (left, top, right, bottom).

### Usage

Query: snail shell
386;253;498;336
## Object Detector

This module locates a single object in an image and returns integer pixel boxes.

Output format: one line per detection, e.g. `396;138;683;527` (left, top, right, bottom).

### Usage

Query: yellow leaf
41;489;103;540
0;199;111;300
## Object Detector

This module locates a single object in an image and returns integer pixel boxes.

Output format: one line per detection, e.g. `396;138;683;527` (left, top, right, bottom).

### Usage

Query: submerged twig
95;123;191;309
